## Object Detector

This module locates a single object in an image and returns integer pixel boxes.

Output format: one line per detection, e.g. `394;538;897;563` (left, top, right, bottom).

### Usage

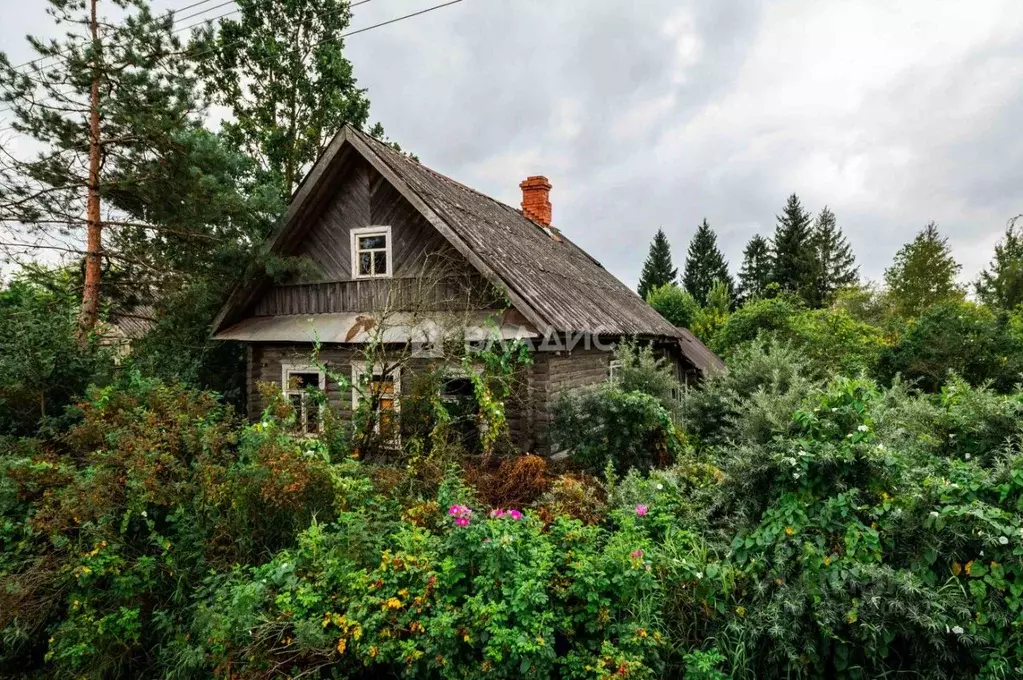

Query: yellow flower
336;638;347;655
784;526;795;536
965;560;974;576
462;632;471;643
369;646;378;658
823;556;831;566
398;588;410;598
736;606;746;618
383;597;403;611
952;562;962;576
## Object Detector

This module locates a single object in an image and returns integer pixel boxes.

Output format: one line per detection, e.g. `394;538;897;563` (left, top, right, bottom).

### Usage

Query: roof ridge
353;127;534;225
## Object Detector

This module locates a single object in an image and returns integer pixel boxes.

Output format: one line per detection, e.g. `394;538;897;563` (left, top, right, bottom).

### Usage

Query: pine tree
884;222;964;317
0;0;275;339
198;0;387;200
682;219;734;306
976;221;1023;311
637;229;678;299
805;206;858;307
736;235;772;305
771;194;815;298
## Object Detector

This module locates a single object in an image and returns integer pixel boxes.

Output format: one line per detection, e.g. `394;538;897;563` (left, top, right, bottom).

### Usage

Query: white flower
831;408;838;412
952;626;964;635
793;473;801;480
141;510;148;518
964;453;971;460
656;483;664;491
999;536;1009;545
695;572;703;579
930;511;939;518
857;425;868;432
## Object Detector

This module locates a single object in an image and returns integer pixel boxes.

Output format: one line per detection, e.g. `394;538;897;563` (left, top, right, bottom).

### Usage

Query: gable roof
213;125;724;374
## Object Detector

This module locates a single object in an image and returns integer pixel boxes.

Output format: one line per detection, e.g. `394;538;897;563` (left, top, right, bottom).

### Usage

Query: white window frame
351;361;402;440
351;225;393;279
608;359;623;383
281;363;326;435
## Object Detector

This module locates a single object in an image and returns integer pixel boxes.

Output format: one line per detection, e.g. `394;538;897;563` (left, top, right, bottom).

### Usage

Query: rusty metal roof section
213;125;723;372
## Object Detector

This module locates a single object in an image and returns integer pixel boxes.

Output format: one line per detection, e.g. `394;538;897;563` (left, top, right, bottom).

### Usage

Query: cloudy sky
4;0;1022;289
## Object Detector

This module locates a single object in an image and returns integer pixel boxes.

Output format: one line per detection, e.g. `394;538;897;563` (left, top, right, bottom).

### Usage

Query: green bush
0;277;112;436
549;386;684;474
610;339;682;413
876;300;1023;392
646;283;700;329
197;486;667;679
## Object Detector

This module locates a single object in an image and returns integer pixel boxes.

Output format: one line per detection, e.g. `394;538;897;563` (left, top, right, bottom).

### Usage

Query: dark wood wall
247;156;489;317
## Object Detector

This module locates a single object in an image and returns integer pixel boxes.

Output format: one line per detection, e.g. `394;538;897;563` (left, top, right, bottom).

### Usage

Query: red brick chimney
520;175;552;227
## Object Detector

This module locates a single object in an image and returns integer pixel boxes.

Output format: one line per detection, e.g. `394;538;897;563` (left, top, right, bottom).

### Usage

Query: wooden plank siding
252;277;496;316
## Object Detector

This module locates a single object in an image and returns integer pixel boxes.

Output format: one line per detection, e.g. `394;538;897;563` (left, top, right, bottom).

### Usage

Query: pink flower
630;550;644;560
509;509;523;521
490;509;505;518
635;505;649;517
449;504;473;527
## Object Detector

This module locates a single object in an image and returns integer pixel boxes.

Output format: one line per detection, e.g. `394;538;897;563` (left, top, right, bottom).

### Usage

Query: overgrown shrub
611;339;682;413
549;386;684;474
0;277;112;436
876;299;1023;392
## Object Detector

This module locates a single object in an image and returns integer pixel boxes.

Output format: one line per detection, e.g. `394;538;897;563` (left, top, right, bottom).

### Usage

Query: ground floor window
281;364;325;434
352;362;401;442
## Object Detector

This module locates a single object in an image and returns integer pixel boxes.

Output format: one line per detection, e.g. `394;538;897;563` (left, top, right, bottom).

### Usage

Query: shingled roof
213;125;724;374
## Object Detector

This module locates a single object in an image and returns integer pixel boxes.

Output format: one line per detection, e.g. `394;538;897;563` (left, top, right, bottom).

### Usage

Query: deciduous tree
884;222;963;317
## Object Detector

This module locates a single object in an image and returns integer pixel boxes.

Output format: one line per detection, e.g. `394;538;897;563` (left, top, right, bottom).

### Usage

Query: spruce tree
771;193;815;298
637;229;678;299
976;221;1023;311
806;206;858;307
682;219;734;306
736;234;772;305
884;222;964;317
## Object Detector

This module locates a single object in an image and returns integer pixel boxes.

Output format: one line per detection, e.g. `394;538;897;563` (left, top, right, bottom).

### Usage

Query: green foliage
0;276;111;436
805;206;858;308
198;495;667;679
770;194;816;299
884;221;965;318
736;234;772;305
682;219;734;306
637;228;678;300
610;339;683;413
681;339;819;447
646;283;700;329
976;221;1023;311
0;375;339;677
550;386;684;475
713;295;884;379
876;299;1023;392
713;295;804;355
198;0;381;199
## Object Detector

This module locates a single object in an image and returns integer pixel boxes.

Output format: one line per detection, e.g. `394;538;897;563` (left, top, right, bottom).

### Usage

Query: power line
7;0;226;73
0;0;465;133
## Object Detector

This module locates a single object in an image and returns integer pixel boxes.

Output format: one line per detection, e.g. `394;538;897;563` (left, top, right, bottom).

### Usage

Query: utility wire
0;0;464;133
7;0;226;73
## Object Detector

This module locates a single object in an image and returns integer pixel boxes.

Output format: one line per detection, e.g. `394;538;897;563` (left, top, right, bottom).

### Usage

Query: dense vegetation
2;1;1022;678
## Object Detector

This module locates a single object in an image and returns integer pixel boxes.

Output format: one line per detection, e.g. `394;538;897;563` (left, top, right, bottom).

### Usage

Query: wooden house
212;125;723;453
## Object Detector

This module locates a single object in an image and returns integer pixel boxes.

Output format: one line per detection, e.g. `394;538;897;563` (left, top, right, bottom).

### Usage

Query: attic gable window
351;226;392;279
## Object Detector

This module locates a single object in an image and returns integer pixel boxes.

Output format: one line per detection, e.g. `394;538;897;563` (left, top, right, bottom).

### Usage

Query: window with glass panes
281;365;325;434
351;226;391;278
352;363;400;443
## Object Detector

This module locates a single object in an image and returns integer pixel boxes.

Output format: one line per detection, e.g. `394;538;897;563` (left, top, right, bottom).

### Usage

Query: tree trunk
77;0;103;342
